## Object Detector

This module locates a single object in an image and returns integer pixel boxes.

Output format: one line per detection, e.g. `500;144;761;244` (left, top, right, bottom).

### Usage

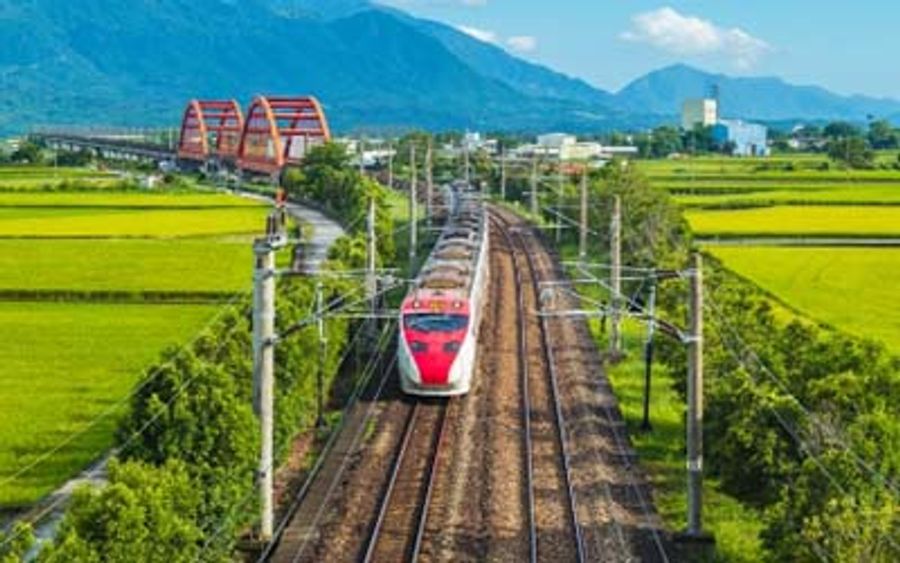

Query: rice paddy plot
0;239;253;294
0;206;269;238
708;247;900;352
0;301;221;507
0;191;263;209
0;167;119;191
685;206;900;238
675;185;900;208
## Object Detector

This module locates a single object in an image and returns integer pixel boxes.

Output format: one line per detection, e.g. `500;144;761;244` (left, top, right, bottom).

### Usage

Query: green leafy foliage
37;460;202;563
37;150;375;558
283;143;396;267
0;522;34;563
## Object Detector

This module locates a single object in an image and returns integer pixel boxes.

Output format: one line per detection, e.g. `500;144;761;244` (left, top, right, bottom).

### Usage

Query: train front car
398;187;487;396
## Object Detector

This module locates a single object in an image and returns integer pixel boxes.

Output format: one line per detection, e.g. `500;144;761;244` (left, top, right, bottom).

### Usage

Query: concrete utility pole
500;151;507;201
410;145;418;267
556;166;564;244
610;195;622;355
426;139;434;229
579;169;588;263
686;252;705;536
641;278;657;432
315;280;326;429
366;196;378;327
464;142;471;185
252;223;282;542
388;141;394;191
530;156;539;217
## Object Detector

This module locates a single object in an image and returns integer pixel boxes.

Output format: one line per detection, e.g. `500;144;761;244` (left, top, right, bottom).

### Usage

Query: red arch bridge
31;95;332;180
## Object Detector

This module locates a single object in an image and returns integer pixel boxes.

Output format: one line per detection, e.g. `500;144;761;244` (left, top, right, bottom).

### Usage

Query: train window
404;314;468;333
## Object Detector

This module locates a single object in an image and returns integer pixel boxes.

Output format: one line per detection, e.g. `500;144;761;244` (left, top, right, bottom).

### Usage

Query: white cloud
507;35;537;53
457;25;498;44
621;7;771;68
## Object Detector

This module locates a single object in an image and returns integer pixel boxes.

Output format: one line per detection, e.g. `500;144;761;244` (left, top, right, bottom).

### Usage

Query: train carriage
398;183;489;396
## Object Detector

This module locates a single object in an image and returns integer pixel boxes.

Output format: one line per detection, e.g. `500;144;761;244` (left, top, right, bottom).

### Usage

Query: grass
597;320;766;562
685;206;900;237
0;302;221;507
0;240;253;294
0;206;270;238
707;247;900;352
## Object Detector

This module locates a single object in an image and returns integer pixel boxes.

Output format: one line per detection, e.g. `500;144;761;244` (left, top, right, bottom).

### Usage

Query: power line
0;293;249;495
706;297;900;498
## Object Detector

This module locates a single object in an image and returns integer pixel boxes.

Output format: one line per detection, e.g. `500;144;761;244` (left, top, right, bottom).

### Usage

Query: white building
682;98;719;130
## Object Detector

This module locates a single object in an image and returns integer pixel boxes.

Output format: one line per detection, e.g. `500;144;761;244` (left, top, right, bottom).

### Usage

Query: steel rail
362;399;451;563
489;214;538;563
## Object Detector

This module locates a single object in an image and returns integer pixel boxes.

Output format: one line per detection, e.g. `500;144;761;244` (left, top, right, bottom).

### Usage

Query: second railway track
491;210;587;563
363;399;452;562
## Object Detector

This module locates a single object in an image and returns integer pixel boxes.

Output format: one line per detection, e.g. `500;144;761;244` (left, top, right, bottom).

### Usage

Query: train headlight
410;341;428;353
443;341;461;353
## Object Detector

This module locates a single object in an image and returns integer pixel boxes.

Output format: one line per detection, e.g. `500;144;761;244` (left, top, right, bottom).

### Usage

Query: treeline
5;144;394;561
575;163;899;562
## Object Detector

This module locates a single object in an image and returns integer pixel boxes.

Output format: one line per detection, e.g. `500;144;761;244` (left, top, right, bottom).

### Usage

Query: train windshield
404;313;468;333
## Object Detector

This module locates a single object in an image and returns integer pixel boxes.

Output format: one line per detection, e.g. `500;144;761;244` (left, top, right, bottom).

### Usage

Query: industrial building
682;98;719;130
712;120;770;157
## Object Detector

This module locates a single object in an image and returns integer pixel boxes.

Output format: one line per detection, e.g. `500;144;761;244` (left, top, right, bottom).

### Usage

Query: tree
823;121;862;139
649;126;683;158
38;460;202;563
10;141;43;165
0;522;34;563
868;119;899;149
828;137;875;168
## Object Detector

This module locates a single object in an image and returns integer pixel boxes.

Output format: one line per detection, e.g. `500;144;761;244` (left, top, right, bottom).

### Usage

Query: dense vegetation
19;144;397;560
543;162;900;562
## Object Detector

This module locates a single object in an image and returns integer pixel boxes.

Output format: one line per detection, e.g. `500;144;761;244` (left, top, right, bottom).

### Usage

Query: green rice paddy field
0;167;119;190
0;302;221;507
640;155;900;353
0;168;268;508
708;247;900;353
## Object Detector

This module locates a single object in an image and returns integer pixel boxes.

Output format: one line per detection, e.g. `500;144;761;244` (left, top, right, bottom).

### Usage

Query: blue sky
377;1;900;100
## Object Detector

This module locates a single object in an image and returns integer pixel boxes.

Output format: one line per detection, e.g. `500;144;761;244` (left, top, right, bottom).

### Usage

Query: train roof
410;184;486;298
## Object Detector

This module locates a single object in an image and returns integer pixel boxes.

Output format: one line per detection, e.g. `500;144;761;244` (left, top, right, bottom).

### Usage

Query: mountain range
1;0;898;135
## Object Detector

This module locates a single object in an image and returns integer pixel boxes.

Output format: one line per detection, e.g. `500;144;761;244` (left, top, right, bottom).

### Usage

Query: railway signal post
530;156;538;217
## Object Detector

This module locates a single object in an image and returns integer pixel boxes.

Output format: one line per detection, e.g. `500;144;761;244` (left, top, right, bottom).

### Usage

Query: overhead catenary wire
705;296;900;498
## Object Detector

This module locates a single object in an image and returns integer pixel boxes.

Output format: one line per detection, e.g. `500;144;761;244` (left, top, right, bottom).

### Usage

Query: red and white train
397;183;489;396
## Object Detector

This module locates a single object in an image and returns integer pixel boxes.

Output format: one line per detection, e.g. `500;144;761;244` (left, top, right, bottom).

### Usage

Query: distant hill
616;64;900;123
1;1;899;135
0;0;619;134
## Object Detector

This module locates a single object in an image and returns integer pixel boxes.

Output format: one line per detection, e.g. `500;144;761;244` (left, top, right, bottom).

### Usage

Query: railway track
491;210;586;563
362;399;452;562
